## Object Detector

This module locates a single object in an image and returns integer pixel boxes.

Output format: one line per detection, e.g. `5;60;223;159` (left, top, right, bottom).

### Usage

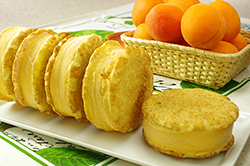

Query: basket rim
121;30;250;63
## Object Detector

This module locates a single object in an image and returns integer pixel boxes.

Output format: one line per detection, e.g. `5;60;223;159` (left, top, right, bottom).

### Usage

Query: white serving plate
0;101;250;166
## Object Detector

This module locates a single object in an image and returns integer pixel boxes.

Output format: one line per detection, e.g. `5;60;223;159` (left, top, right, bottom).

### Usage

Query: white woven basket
121;30;250;90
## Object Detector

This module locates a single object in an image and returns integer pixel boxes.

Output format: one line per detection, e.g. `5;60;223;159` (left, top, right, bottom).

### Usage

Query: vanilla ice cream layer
50;36;88;117
19;33;52;109
143;118;233;157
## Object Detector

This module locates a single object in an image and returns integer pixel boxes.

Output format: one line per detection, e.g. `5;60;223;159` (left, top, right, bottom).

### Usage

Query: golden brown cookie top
83;40;153;133
142;88;239;132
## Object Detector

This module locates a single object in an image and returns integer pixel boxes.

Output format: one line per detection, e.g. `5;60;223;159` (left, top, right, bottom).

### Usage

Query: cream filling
94;48;124;131
143;119;233;157
0;27;26;99
19;33;52;109
51;36;88;117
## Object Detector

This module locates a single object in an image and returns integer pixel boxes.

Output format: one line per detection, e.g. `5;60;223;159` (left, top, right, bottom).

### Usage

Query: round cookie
45;34;105;122
12;29;71;114
142;88;239;158
83;40;153;133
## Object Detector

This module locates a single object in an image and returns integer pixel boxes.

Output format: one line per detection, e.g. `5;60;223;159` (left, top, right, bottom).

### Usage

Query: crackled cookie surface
142;88;239;158
83;40;153;133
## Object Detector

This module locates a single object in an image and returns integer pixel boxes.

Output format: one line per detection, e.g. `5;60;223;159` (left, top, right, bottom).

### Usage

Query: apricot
210;0;241;41
145;3;183;43
133;23;153;40
229;33;247;51
208;41;238;54
132;0;164;27
167;0;200;12
181;4;226;49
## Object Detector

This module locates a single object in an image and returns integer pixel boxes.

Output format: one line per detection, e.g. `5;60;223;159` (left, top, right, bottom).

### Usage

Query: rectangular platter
0;100;250;166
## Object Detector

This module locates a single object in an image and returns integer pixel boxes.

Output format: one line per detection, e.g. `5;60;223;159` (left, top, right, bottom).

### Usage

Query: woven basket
121;29;250;90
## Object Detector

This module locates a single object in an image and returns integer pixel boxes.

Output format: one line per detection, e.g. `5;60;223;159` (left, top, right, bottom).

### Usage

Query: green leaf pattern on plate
180;80;240;95
180;77;250;96
36;147;111;166
69;30;114;40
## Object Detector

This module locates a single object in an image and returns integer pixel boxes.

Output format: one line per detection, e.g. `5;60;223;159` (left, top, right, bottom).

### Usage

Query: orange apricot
133;23;153;40
181;4;226;49
199;11;226;49
208;41;238;54
132;0;164;27
229;33;247;51
167;0;200;12
145;3;183;43
210;0;241;41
